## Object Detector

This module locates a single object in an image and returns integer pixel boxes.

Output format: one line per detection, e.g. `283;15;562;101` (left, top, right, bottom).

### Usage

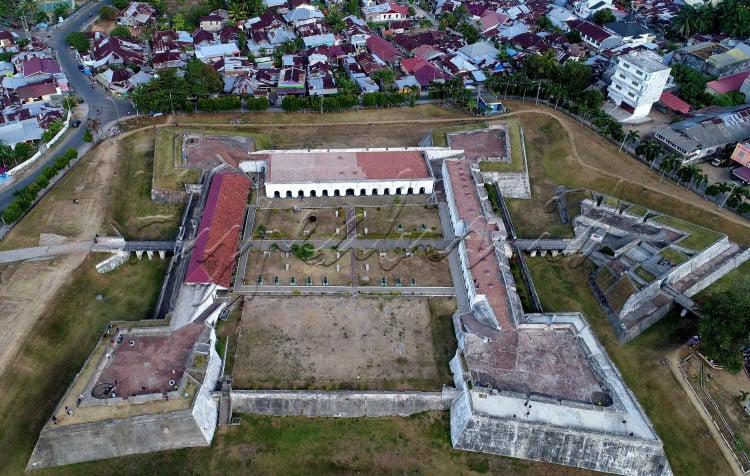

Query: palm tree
722;4;750;38
619;129;639;153
676;163;699;187
229;1;248;22
671;4;710;38
0;143;16;168
692;170;708;191
659;153;681;182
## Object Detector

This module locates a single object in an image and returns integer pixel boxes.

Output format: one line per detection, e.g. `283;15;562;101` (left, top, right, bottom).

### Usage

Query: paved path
0;241;93;263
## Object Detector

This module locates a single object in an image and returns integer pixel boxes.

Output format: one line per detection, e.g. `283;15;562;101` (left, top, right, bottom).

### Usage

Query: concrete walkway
0;241;93;264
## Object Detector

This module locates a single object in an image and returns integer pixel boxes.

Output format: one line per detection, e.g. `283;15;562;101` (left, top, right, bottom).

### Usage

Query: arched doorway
346;188;355;196
372;189;378;195
334;190;340;197
274;191;281;198
360;188;366;196
286;191;293;198
322;190;329;197
419;187;426;194
310;190;317;197
383;188;390;195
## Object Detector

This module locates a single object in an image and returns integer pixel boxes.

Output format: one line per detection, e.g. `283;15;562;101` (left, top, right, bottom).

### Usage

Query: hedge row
2;149;78;223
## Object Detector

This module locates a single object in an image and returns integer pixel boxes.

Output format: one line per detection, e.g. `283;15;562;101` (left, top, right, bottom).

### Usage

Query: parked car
712;157;730;167
71;120;81;127
77;64;84;72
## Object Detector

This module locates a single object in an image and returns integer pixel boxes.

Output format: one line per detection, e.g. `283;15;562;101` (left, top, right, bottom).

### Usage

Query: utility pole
718;182;738;209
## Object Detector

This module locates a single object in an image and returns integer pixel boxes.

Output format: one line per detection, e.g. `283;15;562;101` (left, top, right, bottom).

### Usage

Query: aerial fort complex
29;124;750;475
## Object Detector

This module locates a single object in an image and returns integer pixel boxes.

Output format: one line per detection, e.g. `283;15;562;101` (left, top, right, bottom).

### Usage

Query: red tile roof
22;58;61;77
365;35;404;63
255;150;430;182
659;91;691;114
185;172;250;289
706;71;750;95
445;159;512;329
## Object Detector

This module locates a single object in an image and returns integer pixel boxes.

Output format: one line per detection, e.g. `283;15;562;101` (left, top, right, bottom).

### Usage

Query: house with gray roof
654;104;750;162
672;42;750;79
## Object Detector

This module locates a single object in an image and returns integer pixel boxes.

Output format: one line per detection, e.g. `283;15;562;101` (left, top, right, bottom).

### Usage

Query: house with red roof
362;2;409;22
567;19;621;51
22;58;61;80
706;71;750;96
365;35;404;64
184;172;250;290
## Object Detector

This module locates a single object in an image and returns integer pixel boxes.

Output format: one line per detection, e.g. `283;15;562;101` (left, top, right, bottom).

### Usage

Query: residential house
608;50;671;121
152;51;183;69
297;20;335;48
573;0;614;19
16;78;60;104
0;30;15;49
729;142;750;182
365;35;404;64
192;29;215;46
603;19;655;46
195;42;240;63
457;41;500;65
22;58;61;82
567;19;621;51
283;5;324;27
354;51;384;76
401;56;451;88
199;15;225;32
0;61;14;77
307;62;338;96
277;67;306;97
341;16;372;48
0;118;45;148
88;36;146;68
706;71;750;96
672;42;750;79
479;11;510;37
96;68;134;96
394;75;420;95
117;2;158;28
654;104;750;161
221;56;256;77
362;2;409;22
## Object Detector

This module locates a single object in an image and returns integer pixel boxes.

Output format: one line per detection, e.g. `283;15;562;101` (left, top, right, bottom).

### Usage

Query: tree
131;68;188;113
83;129;93;143
566;29;582;43
371;68;397;90
521;50;559;80
559;60;592;99
33;10;49;24
535;15;553;31
592;9;615;25
112;0;129;9
672;64;713;109
110;25;131;38
229;1;247;22
99;5;118;21
619;129;639;152
670;4;711;38
65;32;90;53
0;143;16;167
697;282;750;373
52;2;69;20
184;59;224;96
13;142;32;163
721;3;750;38
659;153;681;181
457;22;480;44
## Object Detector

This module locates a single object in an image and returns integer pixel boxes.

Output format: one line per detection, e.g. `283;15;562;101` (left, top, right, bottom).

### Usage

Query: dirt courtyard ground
253;207;344;240
234;296;456;390
357;205;442;238
184;133;255;169
244;249;352;286
447;127;508;161
355;249;453;287
0;138;121;382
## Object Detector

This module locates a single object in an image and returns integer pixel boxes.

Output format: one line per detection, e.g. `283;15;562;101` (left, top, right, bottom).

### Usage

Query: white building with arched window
240;148;435;198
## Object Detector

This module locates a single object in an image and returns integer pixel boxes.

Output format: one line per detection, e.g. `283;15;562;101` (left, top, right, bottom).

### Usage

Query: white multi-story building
573;0;613;19
608;51;670;121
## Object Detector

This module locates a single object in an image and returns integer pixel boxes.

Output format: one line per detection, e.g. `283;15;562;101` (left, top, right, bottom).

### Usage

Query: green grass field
153;129;201;191
659;247;688;266
652;216;722;251
106;132;184;240
0;258;168;475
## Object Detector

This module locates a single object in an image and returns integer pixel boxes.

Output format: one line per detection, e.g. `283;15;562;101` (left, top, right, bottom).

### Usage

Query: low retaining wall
151;187;189;204
231;389;456;417
481;171;531;199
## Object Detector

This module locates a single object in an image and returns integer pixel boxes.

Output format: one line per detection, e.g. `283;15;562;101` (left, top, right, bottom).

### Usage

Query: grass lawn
35;411;599;476
605;276;635;313
653;216;722;251
660;247;688;266
525;255;733;476
502;110;750;247
0;257;168;475
431;122;488;147
153;128;201;191
634;266;656;283
477;118;525;173
694;258;750;298
627;205;648;217
105;131;184;240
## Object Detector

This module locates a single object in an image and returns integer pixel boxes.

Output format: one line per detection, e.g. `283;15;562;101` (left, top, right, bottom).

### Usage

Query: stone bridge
515;238;573;256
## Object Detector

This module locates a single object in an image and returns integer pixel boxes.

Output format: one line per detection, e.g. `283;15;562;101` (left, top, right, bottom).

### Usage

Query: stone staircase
218;376;232;427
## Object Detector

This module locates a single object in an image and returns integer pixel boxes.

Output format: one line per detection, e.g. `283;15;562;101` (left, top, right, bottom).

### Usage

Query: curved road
0;1;134;210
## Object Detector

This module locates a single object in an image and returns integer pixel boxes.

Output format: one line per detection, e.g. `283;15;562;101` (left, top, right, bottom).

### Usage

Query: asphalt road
0;0;134;210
